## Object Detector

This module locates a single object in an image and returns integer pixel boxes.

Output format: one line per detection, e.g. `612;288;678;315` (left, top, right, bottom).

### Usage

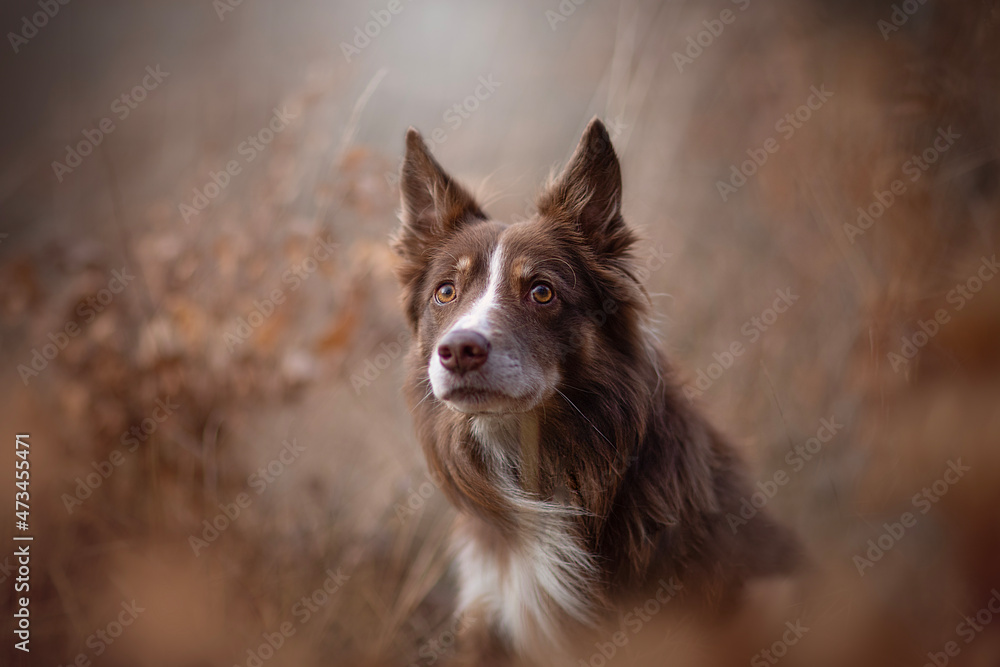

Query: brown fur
392;119;800;664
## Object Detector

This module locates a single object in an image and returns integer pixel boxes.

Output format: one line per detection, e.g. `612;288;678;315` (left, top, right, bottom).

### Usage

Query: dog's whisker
554;388;617;467
555;382;600;397
550;256;578;289
413;388;434;409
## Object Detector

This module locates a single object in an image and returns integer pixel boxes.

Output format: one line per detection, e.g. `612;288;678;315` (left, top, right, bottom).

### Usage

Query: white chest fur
456;415;597;654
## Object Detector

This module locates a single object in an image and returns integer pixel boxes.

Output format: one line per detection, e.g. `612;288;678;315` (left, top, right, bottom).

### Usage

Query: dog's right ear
392;128;486;324
394;128;486;257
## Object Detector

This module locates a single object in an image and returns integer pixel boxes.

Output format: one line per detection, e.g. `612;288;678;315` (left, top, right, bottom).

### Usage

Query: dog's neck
469;411;541;494
457;409;601;654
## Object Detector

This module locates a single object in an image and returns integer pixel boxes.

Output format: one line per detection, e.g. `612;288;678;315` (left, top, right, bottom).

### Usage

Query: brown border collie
392;119;799;665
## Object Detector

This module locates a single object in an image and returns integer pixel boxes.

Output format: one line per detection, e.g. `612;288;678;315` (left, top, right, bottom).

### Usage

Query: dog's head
392;119;646;415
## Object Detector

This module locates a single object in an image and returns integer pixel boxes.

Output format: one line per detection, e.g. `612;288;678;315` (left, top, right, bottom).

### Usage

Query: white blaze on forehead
451;241;505;334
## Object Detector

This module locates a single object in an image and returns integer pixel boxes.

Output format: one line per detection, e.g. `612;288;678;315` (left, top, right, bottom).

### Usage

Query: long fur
392;119;800;664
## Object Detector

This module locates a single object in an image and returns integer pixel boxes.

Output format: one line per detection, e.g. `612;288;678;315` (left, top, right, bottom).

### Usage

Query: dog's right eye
434;282;457;304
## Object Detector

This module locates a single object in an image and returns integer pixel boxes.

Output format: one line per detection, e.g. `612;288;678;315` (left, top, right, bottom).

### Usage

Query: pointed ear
392;128;486;325
393;128;486;262
537;118;632;257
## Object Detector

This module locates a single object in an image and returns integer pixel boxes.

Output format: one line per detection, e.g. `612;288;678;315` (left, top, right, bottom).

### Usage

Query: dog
391;118;800;665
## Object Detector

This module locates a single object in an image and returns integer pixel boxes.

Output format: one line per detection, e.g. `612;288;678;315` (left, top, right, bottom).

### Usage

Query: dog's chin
435;386;542;415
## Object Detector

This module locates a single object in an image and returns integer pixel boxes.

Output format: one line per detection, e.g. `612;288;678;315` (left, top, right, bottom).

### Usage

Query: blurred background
1;0;999;664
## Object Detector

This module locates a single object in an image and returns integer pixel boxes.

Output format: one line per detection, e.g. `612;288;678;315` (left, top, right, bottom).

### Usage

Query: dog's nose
438;330;490;373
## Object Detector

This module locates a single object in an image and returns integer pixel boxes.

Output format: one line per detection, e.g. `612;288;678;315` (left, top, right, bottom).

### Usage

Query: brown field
1;0;999;665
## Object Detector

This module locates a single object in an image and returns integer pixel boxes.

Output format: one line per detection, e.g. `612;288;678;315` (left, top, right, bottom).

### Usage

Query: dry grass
1;0;999;665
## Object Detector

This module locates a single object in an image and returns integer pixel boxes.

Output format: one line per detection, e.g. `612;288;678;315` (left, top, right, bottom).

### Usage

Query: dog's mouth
439;386;514;413
437;386;539;414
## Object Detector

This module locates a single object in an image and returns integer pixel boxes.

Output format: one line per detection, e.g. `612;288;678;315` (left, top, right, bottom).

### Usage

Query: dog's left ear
537;118;632;257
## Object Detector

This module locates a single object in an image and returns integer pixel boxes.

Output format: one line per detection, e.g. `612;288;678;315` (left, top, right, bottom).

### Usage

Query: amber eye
530;283;554;304
435;282;457;304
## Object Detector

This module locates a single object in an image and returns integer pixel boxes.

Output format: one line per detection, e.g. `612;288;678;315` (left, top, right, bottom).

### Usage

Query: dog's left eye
435;282;457;304
530;283;555;304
